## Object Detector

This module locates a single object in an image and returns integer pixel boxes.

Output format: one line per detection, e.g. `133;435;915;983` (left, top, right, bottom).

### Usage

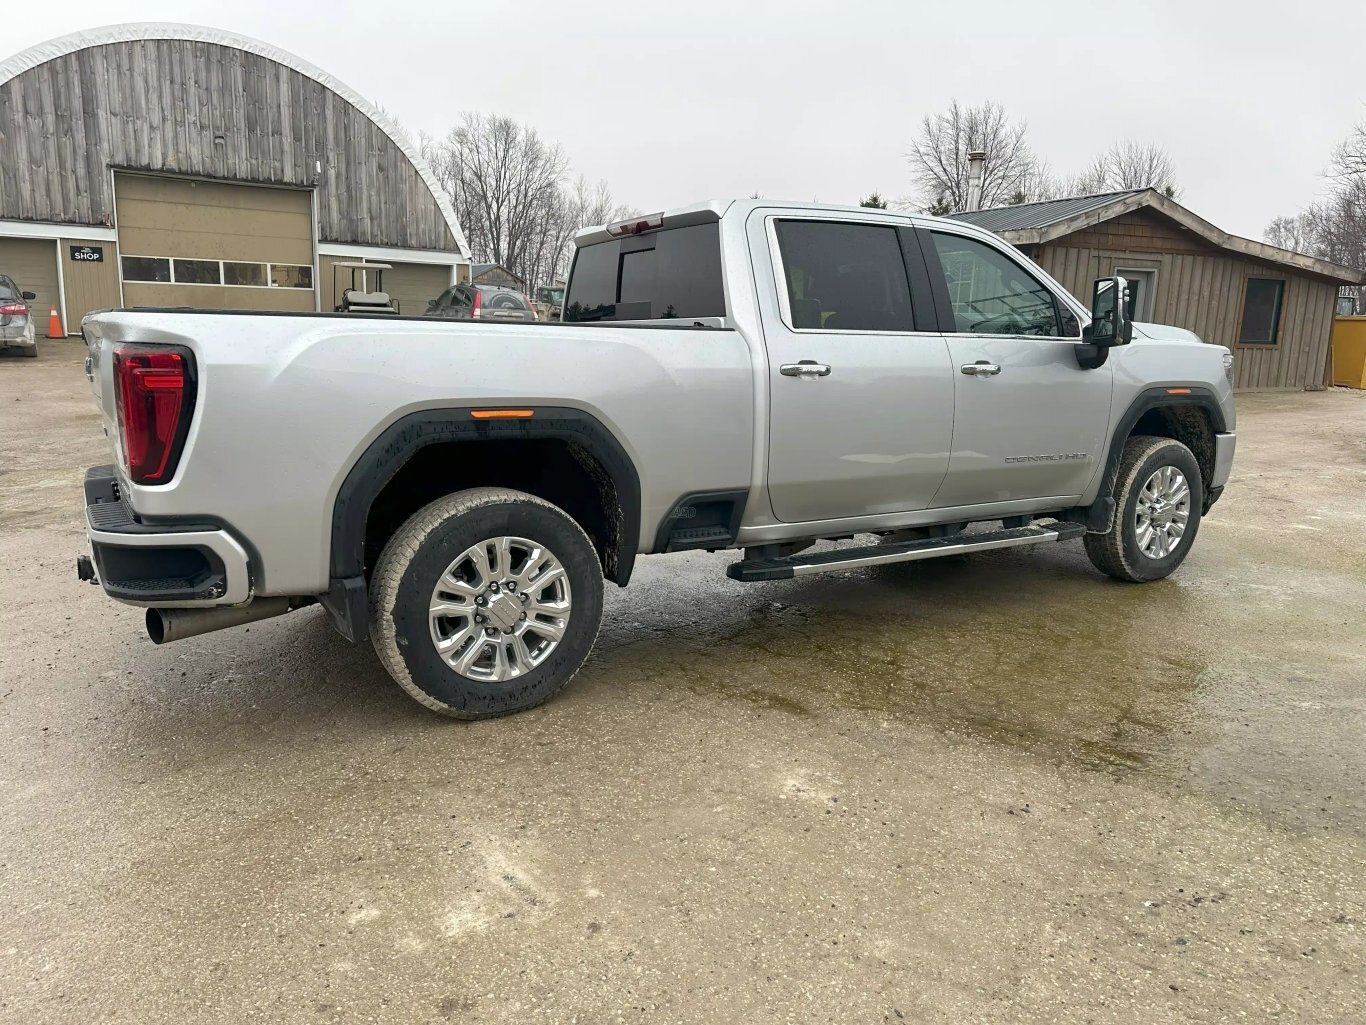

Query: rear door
753;216;955;522
922;229;1113;507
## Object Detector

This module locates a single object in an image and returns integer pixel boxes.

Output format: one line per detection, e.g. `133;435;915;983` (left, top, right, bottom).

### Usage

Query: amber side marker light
1166;388;1192;395
471;409;534;419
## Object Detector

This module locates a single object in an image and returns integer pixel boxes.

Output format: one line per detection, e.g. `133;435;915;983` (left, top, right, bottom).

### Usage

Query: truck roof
572;198;972;248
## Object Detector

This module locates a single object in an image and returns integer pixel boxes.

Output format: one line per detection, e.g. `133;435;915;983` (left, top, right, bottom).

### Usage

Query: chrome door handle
960;361;1002;377
780;361;832;378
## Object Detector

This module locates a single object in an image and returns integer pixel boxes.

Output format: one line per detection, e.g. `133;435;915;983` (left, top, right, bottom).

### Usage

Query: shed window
121;257;171;283
1237;278;1285;345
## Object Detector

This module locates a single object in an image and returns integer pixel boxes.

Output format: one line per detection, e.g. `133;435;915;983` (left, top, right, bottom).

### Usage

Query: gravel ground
2;340;1363;1024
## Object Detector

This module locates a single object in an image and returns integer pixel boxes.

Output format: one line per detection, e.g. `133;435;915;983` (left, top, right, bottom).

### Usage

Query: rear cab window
565;223;725;322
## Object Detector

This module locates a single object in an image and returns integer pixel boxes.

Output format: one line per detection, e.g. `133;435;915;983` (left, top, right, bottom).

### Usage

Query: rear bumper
82;465;253;607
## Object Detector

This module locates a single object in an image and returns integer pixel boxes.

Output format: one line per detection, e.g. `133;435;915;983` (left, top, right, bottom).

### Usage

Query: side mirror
21;291;36;301
1085;276;1133;346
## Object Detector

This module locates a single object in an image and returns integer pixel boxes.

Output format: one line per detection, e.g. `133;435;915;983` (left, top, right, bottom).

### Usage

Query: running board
726;523;1086;582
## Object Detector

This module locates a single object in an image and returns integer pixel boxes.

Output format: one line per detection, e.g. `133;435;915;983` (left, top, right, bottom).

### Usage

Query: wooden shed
952;189;1364;391
0;23;471;330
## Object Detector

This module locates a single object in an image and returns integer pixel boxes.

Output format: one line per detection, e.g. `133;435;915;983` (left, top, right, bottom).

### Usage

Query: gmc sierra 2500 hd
78;200;1236;718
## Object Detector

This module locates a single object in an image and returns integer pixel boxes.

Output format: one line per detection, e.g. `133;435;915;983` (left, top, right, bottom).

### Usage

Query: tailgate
81;319;119;438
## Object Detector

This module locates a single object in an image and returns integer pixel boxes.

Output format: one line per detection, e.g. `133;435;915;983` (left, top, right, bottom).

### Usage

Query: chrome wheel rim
428;536;572;682
1134;465;1191;560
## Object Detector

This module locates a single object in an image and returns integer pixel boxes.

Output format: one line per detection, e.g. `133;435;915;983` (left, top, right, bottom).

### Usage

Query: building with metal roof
951;189;1363;391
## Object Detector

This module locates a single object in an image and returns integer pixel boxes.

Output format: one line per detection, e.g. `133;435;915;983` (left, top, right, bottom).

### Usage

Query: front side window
1237;278;1285;345
774;220;914;332
930;233;1075;337
121;256;171;283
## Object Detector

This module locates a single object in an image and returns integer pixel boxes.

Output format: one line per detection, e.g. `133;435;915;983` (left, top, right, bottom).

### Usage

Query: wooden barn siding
0;40;454;252
1030;214;1338;391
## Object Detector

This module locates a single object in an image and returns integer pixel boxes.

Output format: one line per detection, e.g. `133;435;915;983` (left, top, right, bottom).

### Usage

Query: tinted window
565;223;725;322
931;233;1074;337
1237;278;1284;344
774;220;914;332
0;277;17;299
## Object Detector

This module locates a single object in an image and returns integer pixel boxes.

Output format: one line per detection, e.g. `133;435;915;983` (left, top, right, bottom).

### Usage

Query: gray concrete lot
2;340;1364;1024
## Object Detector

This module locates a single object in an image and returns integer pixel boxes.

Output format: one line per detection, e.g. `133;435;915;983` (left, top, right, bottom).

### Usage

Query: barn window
172;259;222;285
1237;278;1285;345
270;264;314;289
121;257;171;283
224;262;268;287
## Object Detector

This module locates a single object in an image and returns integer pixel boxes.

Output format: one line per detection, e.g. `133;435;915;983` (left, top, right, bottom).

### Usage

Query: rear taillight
0;302;26;315
471;289;482;319
112;345;196;484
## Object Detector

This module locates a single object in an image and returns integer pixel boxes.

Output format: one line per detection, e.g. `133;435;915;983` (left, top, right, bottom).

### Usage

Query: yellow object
1331;317;1366;389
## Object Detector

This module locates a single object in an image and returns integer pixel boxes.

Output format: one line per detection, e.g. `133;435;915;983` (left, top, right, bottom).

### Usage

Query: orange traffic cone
46;306;63;338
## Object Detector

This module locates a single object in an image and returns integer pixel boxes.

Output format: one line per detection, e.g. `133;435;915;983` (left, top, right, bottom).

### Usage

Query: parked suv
425;283;536;322
78;200;1235;720
0;275;38;356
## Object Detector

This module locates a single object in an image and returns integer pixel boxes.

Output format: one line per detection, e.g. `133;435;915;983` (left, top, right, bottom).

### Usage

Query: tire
369;487;604;719
1084;435;1204;583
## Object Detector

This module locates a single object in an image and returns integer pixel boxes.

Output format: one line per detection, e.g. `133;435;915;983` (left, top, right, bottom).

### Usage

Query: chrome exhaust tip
146;597;308;644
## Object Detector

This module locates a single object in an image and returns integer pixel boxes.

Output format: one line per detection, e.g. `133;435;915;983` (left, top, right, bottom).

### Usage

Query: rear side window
565;223;725;322
774;220;915;332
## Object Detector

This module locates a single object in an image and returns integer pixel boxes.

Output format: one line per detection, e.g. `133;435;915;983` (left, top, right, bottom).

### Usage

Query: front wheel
1084;436;1204;582
369;488;604;718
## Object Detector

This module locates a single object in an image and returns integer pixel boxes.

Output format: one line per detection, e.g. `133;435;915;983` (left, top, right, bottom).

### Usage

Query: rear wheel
1084;436;1203;582
369;488;604;718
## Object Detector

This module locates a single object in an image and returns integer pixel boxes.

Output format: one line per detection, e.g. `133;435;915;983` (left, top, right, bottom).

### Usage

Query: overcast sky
7;0;1363;239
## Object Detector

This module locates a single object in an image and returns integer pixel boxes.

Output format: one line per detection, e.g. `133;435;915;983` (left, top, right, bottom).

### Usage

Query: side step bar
726;522;1086;582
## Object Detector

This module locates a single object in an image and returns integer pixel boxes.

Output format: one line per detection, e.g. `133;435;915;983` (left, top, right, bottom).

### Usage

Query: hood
1131;321;1204;345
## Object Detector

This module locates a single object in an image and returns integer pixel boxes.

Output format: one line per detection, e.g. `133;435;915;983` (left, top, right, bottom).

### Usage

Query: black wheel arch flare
324;407;642;642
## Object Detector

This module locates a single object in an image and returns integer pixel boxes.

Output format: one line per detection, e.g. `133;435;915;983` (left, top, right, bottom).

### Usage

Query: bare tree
1265;120;1366;304
1264;214;1310;253
907;101;1041;213
422;114;569;285
422;115;631;290
1075;140;1180;197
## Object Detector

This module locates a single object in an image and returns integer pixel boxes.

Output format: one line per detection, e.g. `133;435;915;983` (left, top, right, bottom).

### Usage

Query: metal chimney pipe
965;149;986;212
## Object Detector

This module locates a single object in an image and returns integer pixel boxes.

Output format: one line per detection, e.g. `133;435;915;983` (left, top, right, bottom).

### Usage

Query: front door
923;230;1113;508
756;216;956;523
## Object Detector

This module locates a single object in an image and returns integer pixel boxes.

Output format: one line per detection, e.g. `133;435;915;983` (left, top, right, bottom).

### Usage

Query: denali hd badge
1005;452;1088;463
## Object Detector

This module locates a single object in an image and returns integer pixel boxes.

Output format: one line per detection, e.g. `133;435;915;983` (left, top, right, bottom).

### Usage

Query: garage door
378;262;453;317
320;257;453;316
0;238;59;332
114;173;315;313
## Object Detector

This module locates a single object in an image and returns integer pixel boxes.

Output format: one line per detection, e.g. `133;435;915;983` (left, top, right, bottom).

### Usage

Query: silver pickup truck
78;200;1236;718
